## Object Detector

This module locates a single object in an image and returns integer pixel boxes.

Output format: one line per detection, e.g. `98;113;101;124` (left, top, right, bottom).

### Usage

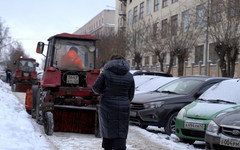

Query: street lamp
204;0;210;75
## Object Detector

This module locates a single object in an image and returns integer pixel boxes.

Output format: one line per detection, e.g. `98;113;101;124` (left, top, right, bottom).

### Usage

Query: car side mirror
36;42;44;54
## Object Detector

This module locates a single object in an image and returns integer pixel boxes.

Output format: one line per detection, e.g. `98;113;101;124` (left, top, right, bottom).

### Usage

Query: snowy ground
0;80;205;150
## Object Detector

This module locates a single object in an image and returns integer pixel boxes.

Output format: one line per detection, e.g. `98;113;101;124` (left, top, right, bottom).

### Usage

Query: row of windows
131;43;219;67
128;0;178;24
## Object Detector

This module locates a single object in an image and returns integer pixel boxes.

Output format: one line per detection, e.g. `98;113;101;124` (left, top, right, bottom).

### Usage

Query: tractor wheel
164;112;178;135
44;111;54;136
31;85;39;119
12;83;16;92
94;105;101;138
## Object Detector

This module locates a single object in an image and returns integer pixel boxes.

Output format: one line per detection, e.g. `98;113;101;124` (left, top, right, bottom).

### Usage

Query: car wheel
180;138;195;144
164;112;178;135
139;124;148;129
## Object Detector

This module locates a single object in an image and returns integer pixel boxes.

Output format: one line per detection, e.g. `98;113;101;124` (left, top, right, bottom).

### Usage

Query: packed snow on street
0;80;204;150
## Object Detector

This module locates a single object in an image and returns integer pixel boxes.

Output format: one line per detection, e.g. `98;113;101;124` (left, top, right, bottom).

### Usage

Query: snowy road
13;92;204;150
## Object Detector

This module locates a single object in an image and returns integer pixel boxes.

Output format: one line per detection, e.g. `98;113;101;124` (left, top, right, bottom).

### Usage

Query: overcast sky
0;0;115;66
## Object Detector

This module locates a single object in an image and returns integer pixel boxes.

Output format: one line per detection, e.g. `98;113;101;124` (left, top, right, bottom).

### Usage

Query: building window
162;19;168;38
209;43;218;64
154;0;159;12
133;6;138;23
172;0;178;3
147;0;152;15
140;2;144;19
195;45;204;64
152;55;158;65
153;22;160;38
171;15;178;36
128;9;132;25
211;0;223;23
182;10;190;32
145;56;149;65
196;3;206;28
162;0;168;8
228;0;240;18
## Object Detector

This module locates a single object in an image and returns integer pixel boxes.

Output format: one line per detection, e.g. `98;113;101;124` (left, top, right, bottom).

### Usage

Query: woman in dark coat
92;54;135;150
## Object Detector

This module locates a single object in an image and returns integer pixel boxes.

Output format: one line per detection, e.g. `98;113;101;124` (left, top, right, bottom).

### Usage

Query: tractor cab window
18;60;35;72
53;39;95;71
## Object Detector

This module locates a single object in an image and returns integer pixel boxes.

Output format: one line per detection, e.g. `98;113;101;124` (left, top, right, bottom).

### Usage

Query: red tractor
12;57;39;92
25;33;100;136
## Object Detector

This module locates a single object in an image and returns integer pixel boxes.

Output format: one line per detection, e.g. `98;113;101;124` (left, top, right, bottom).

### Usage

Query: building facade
115;0;240;75
74;9;115;37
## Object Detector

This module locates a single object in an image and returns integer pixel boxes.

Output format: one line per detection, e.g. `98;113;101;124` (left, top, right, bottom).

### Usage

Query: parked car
205;108;240;150
131;70;173;77
175;79;240;144
134;75;160;88
135;76;178;94
130;76;229;135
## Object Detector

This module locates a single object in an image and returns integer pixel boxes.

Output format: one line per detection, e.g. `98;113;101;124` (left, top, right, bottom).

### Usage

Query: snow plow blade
53;105;97;134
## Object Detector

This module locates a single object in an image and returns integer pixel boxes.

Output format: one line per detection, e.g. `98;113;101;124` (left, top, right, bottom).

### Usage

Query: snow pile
0;80;48;150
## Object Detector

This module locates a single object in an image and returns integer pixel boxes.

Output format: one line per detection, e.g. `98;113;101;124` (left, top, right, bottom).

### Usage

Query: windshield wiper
197;98;208;102
161;90;178;94
209;99;236;104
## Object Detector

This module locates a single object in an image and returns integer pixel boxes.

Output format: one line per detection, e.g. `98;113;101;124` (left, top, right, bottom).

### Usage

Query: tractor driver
62;47;84;70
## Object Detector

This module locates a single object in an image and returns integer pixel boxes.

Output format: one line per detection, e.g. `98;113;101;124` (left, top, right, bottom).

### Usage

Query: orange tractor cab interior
25;33;100;136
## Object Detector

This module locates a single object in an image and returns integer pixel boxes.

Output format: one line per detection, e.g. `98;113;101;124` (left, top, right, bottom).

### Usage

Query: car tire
139;124;148;129
180;138;195;145
164;112;178;135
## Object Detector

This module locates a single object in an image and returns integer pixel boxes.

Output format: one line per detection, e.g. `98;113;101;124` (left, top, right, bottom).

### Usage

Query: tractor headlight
207;120;219;133
176;108;186;120
143;101;164;109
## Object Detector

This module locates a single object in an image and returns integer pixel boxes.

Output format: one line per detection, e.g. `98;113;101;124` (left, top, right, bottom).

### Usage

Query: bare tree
96;32;128;68
208;0;240;77
125;22;147;70
164;7;205;76
142;18;167;71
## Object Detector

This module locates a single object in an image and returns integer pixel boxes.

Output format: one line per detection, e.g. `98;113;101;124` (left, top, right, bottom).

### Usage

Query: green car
175;79;240;144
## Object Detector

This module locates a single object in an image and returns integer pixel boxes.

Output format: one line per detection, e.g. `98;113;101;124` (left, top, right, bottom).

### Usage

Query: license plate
67;75;79;84
184;122;205;130
220;138;240;148
23;73;29;77
130;111;137;117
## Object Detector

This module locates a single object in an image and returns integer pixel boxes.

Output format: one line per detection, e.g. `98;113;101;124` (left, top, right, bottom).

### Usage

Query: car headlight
207;120;219;133
176;108;186;119
143;101;164;109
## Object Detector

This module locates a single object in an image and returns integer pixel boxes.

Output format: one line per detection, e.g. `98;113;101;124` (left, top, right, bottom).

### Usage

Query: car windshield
156;78;203;95
18;60;35;72
199;79;240;104
53;39;95;71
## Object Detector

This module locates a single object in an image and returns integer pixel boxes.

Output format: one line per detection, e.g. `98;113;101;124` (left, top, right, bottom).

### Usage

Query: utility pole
204;0;210;75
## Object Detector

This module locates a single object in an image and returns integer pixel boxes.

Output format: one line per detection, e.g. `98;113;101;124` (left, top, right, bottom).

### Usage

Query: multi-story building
74;9;115;37
115;0;240;75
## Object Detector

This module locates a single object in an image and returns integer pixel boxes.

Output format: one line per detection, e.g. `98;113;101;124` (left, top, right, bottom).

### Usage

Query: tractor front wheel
44;111;54;136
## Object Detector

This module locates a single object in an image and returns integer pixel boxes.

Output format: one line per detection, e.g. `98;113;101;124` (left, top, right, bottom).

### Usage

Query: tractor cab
37;33;98;88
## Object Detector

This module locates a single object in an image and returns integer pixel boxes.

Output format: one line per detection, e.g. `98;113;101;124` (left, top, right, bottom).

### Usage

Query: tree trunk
177;56;184;77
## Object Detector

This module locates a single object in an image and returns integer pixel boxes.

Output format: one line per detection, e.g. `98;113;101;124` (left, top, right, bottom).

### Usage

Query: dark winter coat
92;59;135;139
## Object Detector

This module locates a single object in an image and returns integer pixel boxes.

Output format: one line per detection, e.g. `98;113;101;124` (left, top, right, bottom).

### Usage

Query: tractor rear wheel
44;111;54;136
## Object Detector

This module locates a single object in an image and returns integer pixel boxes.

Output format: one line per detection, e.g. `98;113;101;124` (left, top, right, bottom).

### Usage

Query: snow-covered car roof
199;79;240;104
